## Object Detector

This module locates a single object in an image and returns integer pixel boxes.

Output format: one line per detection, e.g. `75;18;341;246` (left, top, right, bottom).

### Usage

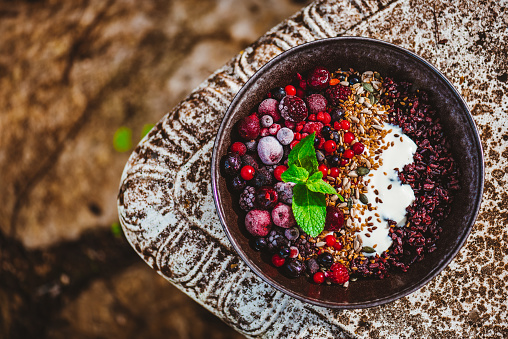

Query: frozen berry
325;85;352;106
268;123;281;135
258;98;281;122
352;142;365;154
301;121;324;136
274;182;295;204
252;167;274;188
241;154;259;171
239;186;256;211
230;175;246;191
245;209;272;236
257;136;283;165
321;125;332;139
279;95;308;123
305;93;328;115
318;163;328;178
329;263;349;284
316;252;334;268
240;165;255;181
245;140;257;152
307;67;331;90
250;237;268;251
270;87;286;101
278;247;290;258
222;152;241;176
324;205;344;231
260;114;274;128
329;167;340;177
313;271;325;284
276;127;294;145
231;142;247;155
329;154;340;167
283;259;305;278
274;165;287;181
307;258;319;275
331;107;345;122
333;241;343;251
344;131;355;144
339;120;350;130
255;186;278;209
289;246;299;258
260;127;270;137
238;114;260;140
284;227;300;241
271;203;296;228
271;253;285;267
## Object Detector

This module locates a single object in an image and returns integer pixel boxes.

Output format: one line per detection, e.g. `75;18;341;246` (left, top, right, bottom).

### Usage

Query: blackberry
241;154;259;171
230;175;246;191
274;181;295;204
279;95;308;122
222;152;241;176
252;167;274;188
239;186;255;211
325;85;352;106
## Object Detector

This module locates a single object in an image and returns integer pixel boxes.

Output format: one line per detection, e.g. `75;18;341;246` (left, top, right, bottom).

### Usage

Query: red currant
343;131;355;144
316;111;325;122
318;164;328;178
230;142;247;156
272;253;285;267
313;271;325;284
289;140;299;149
340;158;349;166
294;132;302;140
240;165;255;180
285;85;296;96
351;142;365;154
329;167;340;177
333;121;341;130
325;234;337;247
274;165;287;181
322;112;332;125
308;114;317;121
343;149;354;159
333;241;343;251
340;120;351;130
323;140;337;154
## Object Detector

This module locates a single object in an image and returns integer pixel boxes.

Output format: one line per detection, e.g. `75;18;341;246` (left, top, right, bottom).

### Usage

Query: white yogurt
356;124;417;256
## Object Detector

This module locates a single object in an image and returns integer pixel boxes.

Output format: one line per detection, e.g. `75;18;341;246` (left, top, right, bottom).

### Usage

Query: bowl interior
212;37;484;308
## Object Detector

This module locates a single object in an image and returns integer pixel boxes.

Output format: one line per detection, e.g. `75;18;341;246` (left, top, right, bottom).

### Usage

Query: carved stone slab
118;0;508;337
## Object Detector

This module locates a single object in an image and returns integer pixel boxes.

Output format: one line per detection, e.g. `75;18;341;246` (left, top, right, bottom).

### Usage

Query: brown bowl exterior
211;37;484;308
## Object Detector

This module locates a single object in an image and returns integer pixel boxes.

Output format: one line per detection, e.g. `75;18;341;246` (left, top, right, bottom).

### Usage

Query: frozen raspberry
325;85;352;106
301;121;324;136
279;95;308;123
305;94;328;115
238;114;260;140
324;205;344;231
245;209;272;237
257;136;283;165
274;181;295;204
329;263;349;284
258;98;281;122
307;67;331;90
271;203;296;228
239;186;255;211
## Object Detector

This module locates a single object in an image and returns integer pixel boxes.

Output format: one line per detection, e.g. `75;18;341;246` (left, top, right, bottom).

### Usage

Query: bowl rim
211;36;484;308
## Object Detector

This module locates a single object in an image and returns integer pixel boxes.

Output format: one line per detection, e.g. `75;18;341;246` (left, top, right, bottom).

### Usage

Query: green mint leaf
288;132;318;173
292;184;326;237
281;164;309;184
306;177;337;195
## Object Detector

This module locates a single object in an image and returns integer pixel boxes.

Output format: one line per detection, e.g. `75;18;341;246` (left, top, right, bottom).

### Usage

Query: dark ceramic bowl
211;37;484;308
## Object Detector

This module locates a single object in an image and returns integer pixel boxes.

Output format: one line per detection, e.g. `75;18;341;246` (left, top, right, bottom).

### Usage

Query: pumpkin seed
360;193;369;204
356;166;370;176
362;82;374;92
347;198;353;209
362;246;376;253
368;93;377;105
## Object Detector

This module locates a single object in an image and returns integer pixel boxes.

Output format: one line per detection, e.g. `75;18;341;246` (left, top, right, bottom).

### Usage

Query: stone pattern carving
118;0;508;337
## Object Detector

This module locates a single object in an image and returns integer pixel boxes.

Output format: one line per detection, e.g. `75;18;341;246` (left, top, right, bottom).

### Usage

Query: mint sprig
281;132;343;237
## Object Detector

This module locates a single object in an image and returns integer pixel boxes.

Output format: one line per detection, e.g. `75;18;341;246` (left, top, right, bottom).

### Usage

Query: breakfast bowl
211;37;484;308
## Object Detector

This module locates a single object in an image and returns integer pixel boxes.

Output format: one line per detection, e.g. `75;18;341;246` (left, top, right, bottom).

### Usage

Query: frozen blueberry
317;252;334;268
260;114;274;128
270;87;286;101
284;227;300;241
250;237;268;251
276;127;294;145
257;136;283;165
283;259;306;278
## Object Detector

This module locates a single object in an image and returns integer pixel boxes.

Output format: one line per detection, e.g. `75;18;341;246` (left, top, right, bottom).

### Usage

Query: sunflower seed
340;81;349;86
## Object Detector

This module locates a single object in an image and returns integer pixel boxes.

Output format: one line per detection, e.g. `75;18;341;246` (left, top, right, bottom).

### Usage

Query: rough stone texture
118;0;508;338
